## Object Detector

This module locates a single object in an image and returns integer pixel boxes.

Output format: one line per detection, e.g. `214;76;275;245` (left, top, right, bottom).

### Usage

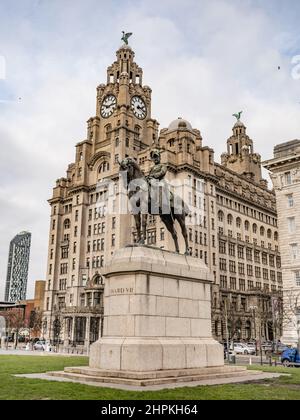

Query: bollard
249;356;252;366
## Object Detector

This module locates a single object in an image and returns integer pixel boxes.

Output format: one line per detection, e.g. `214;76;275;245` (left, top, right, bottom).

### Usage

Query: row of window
219;241;281;266
218;211;278;240
216;195;277;226
219;228;278;251
220;275;278;292
219;258;281;279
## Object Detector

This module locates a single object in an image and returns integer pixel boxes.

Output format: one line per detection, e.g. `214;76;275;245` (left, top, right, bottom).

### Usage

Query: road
0;348;86;357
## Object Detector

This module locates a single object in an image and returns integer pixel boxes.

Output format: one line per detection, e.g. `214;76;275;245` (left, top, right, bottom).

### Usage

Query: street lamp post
296;310;300;352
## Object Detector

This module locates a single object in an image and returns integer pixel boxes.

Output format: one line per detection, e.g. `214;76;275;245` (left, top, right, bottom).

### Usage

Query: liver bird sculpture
121;31;133;45
232;111;243;121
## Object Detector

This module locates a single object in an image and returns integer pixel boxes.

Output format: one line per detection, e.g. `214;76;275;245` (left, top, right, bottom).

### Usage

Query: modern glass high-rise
4;231;31;302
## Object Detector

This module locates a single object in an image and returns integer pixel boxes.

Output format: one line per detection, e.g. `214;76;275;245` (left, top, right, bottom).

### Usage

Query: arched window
236;217;241;229
274;231;278;241
99;162;110;173
267;229;272;239
64;219;70;230
218;210;224;222
227;214;233;225
245;220;250;231
168;138;175;148
260;226;265;236
253;223;257;234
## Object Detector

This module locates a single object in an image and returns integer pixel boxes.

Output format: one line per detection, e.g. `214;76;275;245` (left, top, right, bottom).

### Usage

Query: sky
0;0;300;299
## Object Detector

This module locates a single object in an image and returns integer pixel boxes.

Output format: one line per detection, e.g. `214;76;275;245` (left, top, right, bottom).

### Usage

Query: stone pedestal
89;246;224;372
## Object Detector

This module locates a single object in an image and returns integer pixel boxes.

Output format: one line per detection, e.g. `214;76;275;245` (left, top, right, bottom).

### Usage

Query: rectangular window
247;264;253;276
285;172;292;185
229;243;235;257
248;280;254;290
238;246;244;259
262;252;268;265
238;262;245;275
255;266;261;278
230;277;236;290
239;279;245;291
263;268;269;280
219;258;227;271
219;241;226;254
287;194;294;208
220;275;227;289
229;260;236;273
290;243;299;260
288;217;296;233
295;271;300;287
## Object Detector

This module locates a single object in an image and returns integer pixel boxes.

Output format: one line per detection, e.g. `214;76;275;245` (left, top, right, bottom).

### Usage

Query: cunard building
43;41;282;351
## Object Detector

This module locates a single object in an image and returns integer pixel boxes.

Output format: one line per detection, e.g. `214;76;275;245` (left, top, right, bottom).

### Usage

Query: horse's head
119;157;142;181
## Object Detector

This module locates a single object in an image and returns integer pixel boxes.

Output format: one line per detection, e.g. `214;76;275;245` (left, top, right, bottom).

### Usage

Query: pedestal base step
48;366;262;387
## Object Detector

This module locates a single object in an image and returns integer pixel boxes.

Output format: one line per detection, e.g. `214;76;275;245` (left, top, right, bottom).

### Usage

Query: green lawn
0;355;300;400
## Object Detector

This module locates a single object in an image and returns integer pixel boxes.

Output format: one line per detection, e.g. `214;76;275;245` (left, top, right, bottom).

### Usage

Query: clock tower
88;44;159;164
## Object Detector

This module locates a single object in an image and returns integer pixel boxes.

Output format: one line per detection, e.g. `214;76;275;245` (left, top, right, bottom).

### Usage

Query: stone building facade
43;44;282;351
263;140;300;345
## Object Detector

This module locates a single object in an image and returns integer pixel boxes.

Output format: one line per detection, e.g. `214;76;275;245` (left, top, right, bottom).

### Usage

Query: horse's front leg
141;214;148;244
133;213;142;244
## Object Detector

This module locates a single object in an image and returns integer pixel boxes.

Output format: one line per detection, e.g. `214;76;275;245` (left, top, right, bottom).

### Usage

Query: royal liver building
43;41;282;351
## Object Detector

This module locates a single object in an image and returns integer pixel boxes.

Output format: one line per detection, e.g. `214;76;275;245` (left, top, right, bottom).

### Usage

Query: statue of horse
119;157;190;254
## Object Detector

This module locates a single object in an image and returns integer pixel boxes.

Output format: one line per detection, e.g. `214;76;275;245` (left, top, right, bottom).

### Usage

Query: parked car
231;343;255;355
281;348;300;367
33;340;46;351
245;343;256;353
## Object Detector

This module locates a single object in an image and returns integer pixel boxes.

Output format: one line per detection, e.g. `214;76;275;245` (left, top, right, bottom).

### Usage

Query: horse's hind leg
177;214;190;255
161;215;180;253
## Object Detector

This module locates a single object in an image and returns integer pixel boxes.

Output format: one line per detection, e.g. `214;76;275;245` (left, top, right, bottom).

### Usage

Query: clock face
131;96;147;120
101;95;117;118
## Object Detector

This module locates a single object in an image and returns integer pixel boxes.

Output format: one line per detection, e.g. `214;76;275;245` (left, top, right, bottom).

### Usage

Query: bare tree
29;309;43;339
3;309;26;349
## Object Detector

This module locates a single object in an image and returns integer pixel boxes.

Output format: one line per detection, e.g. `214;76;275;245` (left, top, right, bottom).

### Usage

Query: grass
0;355;300;400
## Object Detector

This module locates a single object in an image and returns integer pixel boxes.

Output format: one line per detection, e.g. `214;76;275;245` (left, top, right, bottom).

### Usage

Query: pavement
0;349;87;357
15;371;287;391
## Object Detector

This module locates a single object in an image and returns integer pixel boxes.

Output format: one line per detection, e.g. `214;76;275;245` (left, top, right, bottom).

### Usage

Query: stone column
85;316;91;355
71;316;76;344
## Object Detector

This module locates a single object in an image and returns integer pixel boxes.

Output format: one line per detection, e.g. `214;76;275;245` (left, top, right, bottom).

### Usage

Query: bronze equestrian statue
119;150;190;254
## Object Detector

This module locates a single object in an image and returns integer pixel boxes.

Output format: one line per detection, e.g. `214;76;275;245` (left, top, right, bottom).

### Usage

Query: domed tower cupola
221;112;263;183
107;43;143;85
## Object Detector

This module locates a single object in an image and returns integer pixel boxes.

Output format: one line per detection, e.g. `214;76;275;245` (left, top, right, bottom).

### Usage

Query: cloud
0;0;300;298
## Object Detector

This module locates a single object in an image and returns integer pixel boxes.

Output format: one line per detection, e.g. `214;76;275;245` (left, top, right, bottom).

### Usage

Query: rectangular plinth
90;247;224;372
48;365;263;387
